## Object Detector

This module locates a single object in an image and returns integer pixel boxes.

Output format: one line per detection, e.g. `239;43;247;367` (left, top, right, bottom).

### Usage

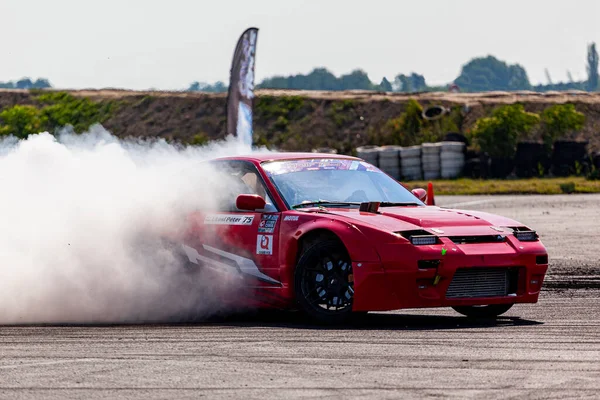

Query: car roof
213;152;361;163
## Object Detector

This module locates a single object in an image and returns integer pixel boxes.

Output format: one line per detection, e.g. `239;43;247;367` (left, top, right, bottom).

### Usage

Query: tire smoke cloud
0;125;258;324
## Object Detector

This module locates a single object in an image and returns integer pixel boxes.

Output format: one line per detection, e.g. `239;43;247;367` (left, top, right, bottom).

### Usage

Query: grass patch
403;177;600;195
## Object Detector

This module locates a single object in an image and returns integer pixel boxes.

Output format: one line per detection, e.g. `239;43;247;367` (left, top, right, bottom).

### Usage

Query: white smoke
0;125;261;324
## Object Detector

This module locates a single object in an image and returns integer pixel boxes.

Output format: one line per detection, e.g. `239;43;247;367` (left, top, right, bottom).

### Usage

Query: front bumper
352;236;548;312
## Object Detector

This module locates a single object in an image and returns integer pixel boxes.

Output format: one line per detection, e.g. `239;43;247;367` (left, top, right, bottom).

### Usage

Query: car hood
317;206;522;236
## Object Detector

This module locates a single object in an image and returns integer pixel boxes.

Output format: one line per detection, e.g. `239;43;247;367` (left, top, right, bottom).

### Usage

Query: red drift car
181;153;548;322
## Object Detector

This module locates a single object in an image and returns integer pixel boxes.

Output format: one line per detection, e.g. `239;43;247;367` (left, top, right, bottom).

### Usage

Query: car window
214;161;277;212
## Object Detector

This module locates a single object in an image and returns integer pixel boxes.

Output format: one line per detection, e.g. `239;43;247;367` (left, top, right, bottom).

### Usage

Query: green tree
0;77;51;89
379;77;392;92
259;68;378;91
0;105;46;138
32;78;52;89
586;43;599;91
472;104;539;158
540;104;585;148
393;73;427;92
188;132;210;146
187;81;227;92
339;70;376;90
454;56;531;92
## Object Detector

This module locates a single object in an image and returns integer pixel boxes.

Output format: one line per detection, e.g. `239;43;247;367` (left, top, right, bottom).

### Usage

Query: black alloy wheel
295;240;355;323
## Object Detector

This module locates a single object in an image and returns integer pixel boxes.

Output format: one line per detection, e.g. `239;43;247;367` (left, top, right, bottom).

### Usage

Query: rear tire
452;304;514;318
294;240;355;324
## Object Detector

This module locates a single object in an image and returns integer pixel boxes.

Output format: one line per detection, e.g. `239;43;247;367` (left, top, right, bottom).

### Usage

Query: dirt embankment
2;89;600;152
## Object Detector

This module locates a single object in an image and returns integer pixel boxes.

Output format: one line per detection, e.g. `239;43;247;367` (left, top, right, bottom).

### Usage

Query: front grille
446;268;514;299
449;235;505;244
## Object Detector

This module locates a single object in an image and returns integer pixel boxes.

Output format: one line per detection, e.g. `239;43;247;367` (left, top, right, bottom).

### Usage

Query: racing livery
181;153;548;322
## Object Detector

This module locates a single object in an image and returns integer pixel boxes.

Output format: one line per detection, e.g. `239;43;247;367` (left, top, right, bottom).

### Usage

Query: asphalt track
1;194;599;399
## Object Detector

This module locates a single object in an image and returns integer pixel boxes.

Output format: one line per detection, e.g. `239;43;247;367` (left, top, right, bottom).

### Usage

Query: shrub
471;104;540;159
188;133;209;146
255;96;304;120
0;105;46;138
540;104;585;148
384;99;423;146
559;182;576;194
274;116;289;130
587;165;600;180
0;92;116;139
37;92;105;133
420;108;460;143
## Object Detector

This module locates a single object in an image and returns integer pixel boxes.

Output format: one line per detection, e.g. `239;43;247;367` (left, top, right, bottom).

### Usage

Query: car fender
292;218;381;262
281;217;400;311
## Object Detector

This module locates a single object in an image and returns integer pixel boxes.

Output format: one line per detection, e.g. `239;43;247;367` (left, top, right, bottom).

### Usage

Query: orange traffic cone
426;182;435;206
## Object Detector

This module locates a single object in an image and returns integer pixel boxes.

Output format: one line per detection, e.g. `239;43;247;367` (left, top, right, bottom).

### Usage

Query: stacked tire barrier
514;142;547;178
593;152;600;170
443;132;469;146
463;149;487;179
377;146;402;179
421;143;442;180
490;157;515;178
356;141;466;181
440;142;466;178
400;146;422;180
552;140;588;177
356;146;380;167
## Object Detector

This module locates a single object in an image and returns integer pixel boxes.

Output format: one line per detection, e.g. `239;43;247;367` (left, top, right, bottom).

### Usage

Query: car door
182;160;282;287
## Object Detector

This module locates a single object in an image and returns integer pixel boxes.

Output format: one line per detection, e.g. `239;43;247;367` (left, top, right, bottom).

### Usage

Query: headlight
398;230;440;245
514;230;538;242
410;235;438;246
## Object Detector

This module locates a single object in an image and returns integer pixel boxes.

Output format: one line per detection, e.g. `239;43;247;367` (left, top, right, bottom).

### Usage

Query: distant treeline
0;78;52;89
188;43;600;94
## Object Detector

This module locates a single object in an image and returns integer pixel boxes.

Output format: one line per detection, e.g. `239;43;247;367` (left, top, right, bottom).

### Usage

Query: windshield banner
263;159;381;176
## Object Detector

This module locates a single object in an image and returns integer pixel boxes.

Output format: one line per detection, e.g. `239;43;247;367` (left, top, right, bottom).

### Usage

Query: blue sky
2;0;599;89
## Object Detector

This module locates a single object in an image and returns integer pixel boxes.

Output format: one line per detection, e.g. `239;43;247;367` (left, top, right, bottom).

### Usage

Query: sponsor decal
283;215;299;222
205;214;254;225
258;214;279;233
182;243;280;285
256;235;273;255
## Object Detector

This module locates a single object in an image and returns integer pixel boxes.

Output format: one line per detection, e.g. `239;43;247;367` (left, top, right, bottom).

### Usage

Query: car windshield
262;158;424;208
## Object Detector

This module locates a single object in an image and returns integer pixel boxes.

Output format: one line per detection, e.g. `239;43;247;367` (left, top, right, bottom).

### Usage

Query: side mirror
411;188;427;202
236;194;266;211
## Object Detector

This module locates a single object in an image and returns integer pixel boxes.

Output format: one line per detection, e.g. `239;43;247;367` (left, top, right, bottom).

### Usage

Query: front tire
294;240;355;324
452;304;514;318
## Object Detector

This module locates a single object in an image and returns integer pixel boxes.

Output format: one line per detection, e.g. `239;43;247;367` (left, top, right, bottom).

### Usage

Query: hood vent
359;201;380;213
